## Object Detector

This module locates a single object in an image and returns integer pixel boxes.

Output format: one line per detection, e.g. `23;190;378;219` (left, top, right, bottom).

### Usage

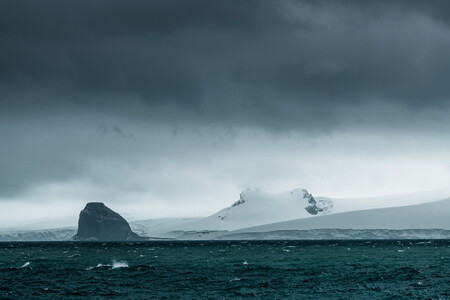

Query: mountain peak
174;188;334;231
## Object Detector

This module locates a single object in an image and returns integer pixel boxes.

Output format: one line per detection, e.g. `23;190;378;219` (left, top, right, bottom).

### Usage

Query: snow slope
328;189;450;213
166;188;450;233
168;189;333;231
130;217;201;237
227;196;450;235
0;227;76;241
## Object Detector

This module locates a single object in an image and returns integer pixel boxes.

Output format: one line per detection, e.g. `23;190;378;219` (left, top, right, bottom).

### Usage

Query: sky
1;0;450;226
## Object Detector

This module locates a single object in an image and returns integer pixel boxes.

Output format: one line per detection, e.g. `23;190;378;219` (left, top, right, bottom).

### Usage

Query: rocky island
72;202;145;241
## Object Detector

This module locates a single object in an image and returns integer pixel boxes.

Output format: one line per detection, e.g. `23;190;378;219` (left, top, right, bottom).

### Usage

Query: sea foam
86;261;129;270
112;260;129;269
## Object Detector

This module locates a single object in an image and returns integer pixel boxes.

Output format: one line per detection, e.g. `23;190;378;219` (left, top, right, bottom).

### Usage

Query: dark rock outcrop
303;190;333;215
72;202;145;241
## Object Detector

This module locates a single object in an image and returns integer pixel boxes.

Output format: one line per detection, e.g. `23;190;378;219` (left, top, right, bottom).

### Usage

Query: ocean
1;240;449;299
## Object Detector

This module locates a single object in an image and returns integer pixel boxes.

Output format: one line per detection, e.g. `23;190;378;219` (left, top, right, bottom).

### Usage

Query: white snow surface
329;189;450;212
166;188;450;232
167;189;333;231
229;196;450;234
129;217;201;237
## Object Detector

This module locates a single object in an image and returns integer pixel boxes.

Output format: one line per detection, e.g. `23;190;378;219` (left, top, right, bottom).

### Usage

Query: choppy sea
1;240;450;299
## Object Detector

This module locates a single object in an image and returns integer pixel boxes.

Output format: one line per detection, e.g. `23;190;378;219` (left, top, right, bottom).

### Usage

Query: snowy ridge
168;189;333;231
226;196;450;235
164;188;450;235
162;189;450;239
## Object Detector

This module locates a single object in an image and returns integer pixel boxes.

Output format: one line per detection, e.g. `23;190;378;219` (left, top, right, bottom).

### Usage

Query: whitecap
417;241;432;245
86;263;110;270
20;262;31;268
86;261;129;270
112;261;129;269
243;261;248;265
68;254;81;258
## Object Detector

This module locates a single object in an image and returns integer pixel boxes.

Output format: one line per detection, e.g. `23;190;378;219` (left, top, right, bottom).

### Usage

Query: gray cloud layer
1;1;450;211
2;1;450;127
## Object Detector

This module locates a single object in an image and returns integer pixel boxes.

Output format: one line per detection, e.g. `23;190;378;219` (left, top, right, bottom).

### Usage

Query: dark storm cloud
0;0;292;111
2;0;450;129
1;0;450;201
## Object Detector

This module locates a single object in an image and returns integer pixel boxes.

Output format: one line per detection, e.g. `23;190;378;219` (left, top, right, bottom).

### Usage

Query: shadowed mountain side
72;203;145;241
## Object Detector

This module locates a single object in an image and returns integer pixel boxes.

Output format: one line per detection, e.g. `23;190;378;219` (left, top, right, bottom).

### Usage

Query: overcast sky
1;0;450;226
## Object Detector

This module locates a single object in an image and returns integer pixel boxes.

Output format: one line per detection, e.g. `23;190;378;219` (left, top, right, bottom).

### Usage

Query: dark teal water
1;240;450;299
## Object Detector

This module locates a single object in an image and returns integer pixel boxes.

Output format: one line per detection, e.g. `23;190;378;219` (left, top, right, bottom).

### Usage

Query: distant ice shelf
214;229;450;240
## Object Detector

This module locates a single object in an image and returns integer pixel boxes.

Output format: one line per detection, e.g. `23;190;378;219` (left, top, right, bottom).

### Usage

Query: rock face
304;191;333;215
72;202;145;241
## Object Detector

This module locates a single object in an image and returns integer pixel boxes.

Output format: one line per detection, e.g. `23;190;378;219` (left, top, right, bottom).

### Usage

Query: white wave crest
20;262;31;268
86;261;129;270
86;263;110;270
112;260;129;269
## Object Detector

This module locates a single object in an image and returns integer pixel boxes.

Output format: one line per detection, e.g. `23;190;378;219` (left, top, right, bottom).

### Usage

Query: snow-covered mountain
166;189;333;232
164;188;450;234
1;188;450;241
225;196;450;232
212;196;450;240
